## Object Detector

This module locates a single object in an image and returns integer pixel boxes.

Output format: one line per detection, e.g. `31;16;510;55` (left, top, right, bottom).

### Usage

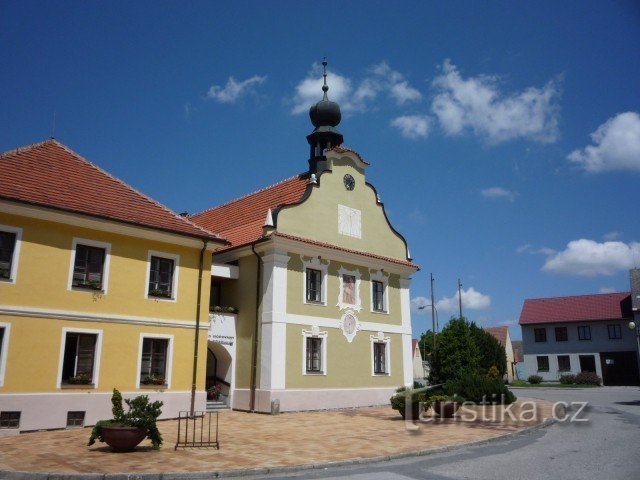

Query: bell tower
307;58;344;173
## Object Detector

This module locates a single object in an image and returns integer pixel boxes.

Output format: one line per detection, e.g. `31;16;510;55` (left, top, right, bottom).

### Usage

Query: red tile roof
189;173;310;248
519;292;632;325
412;338;419;354
0;139;222;241
484;326;509;346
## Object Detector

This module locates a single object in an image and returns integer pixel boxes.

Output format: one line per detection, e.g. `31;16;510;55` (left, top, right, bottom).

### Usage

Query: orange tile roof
189;173;310;247
0;139;222;241
484;326;509;346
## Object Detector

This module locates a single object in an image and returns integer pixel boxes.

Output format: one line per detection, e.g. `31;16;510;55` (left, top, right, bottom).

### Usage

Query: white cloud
290;61;422;115
480;186;518;202
603;231;621;241
206;75;267;103
391;115;431;139
411;296;430;315
431;60;561;144
568;112;640;172
516;244;556;255
542;239;640;276
436;287;491;313
599;287;617;294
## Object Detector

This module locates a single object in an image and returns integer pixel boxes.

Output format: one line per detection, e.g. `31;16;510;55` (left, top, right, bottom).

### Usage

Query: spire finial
322;57;329;99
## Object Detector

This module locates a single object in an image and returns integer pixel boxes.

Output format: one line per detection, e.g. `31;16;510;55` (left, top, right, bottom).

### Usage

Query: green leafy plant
210;305;238;314
528;375;543;384
574;371;601;385
149;289;172;298
68;373;92;384
88;388;164;449
390;387;431;417
140;374;166;385
207;384;222;400
446;374;516;404
559;374;576;384
485;366;501;380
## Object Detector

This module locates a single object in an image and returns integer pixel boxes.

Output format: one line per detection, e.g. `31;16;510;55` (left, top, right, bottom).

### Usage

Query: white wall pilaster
259;250;290;391
399;276;414;387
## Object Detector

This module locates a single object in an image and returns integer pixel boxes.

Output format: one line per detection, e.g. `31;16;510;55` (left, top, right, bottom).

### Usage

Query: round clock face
343;174;355;191
343;314;356;334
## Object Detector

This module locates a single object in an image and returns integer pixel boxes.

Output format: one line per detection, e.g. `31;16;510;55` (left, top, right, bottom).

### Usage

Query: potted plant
207;384;222;401
140;374;166;386
149;289;172;298
429;394;462;418
210;305;238;314
68;373;92;385
390;387;430;419
88;388;163;451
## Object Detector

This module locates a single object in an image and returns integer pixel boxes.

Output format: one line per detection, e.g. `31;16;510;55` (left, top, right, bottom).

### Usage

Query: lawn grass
510;380;600;388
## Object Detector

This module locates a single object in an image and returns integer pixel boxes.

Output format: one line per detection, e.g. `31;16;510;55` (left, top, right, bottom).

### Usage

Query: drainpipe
190;239;208;416
250;243;262;412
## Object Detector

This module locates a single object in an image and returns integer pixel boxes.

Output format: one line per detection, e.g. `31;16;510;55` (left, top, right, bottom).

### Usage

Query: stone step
206;401;229;410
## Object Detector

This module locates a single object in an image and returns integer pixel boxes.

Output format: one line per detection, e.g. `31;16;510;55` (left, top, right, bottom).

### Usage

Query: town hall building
192;61;419;413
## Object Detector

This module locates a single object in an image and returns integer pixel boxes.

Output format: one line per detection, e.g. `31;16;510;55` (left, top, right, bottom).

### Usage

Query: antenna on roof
50;112;56;139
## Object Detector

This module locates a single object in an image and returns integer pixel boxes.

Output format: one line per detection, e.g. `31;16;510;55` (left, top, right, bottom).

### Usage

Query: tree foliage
426;317;506;384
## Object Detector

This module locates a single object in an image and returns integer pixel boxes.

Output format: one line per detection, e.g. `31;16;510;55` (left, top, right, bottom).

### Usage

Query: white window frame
0;322;10;387
136;333;173;388
370;332;391;376
301;255;328;306
369;269;389;314
0;224;23;284
145;250;180;302
56;327;103;389
337;266;362;312
301;326;328;376
67;237;111;294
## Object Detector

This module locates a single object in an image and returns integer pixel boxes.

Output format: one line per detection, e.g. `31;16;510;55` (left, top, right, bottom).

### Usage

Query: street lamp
628;321;640;379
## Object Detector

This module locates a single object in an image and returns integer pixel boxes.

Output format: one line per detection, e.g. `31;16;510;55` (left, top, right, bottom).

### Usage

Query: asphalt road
244;386;640;480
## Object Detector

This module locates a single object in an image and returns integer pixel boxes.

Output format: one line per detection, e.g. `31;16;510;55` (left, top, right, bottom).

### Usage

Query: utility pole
458;278;463;319
430;273;436;353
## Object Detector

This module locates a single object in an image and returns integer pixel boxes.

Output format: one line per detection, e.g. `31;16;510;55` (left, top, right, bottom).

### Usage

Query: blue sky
2;1;639;340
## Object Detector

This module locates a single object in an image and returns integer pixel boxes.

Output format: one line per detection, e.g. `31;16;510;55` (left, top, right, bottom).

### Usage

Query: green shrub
88;388;164;449
575;371;601;385
390;388;431;417
559;374;576;384
445;374;516;404
528;375;543;384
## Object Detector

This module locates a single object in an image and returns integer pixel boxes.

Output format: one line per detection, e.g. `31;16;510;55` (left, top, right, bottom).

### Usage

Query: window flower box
149;289;172;298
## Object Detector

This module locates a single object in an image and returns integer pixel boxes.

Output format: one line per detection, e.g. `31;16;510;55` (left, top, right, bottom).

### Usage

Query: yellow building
192;68;419;413
0;140;225;433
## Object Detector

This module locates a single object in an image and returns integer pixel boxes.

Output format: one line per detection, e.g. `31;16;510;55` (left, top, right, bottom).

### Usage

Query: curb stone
0;418;557;480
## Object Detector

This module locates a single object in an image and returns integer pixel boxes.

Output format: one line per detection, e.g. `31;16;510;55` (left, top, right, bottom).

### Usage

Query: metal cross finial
322;57;329;98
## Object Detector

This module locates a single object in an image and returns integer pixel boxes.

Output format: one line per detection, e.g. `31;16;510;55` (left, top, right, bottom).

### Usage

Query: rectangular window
536;356;549;372
306;268;322;303
66;411;85;428
306;337;323;373
148;256;175;298
534;328;547;342
209;280;222;308
0;231;17;280
578;325;591;341
608;324;622;340
555;327;568;342
558;355;571;372
72;244;106;290
373;342;387;374
342;274;356;305
372;281;385;312
0;411;20;429
140;338;169;384
61;333;97;384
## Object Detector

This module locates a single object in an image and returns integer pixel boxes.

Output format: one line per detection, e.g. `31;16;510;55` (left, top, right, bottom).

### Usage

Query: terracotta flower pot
100;425;148;452
433;401;460;418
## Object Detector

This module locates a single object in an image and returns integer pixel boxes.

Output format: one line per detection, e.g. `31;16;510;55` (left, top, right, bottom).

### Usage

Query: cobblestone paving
0;400;553;475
